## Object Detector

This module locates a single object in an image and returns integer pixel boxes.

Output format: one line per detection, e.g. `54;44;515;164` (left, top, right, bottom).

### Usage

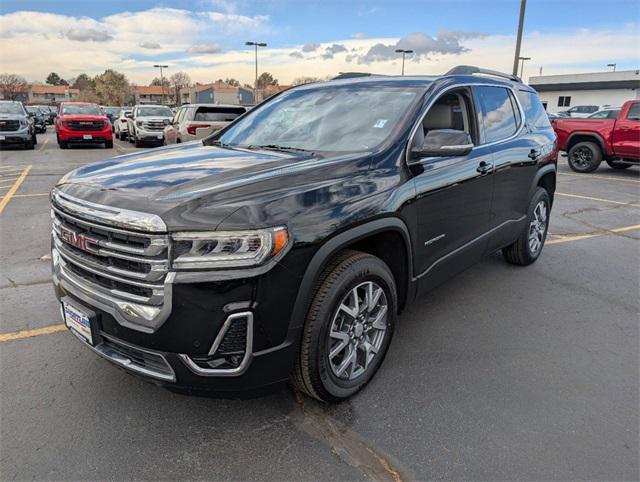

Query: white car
558;105;612;118
113;109;132;140
587;107;621;119
127;105;174;147
164;104;247;145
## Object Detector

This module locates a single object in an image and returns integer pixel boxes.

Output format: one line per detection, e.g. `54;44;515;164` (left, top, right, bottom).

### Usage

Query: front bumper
58;126;112;143
0;128;31;144
135;127;165;142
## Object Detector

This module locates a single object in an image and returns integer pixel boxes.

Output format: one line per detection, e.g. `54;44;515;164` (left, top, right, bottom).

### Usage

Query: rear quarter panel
553;118;615;154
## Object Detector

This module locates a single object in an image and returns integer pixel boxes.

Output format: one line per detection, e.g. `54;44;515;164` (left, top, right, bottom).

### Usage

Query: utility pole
153;64;168;104
518;56;531;78
607;63;617;72
245;41;267;103
395;49;414;76
512;0;527;76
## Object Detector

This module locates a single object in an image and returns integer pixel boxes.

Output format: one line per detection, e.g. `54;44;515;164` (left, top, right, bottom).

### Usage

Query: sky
0;0;638;86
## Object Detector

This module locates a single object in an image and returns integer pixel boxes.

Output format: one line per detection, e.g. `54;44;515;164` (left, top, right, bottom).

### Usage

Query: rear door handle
476;161;493;174
528;149;541;160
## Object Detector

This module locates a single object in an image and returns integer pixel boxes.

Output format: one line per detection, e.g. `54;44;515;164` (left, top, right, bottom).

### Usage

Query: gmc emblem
59;225;98;254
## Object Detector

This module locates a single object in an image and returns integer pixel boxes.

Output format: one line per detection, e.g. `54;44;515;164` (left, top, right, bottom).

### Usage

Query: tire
606;160;631;170
293;250;397;402
105;140;113;149
134;138;143;148
568;141;602;173
115;131;120;140
59;141;68;149
25;137;35;150
503;187;550;266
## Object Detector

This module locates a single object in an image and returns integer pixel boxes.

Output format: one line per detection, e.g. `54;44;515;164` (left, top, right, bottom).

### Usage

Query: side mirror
125;113;133;119
411;129;473;159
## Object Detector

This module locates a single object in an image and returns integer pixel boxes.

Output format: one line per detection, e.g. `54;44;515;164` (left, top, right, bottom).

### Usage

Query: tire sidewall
525;188;551;260
313;257;397;400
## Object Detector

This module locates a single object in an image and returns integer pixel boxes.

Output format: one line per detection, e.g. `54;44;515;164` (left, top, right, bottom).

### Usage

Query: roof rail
332;72;384;80
445;65;522;83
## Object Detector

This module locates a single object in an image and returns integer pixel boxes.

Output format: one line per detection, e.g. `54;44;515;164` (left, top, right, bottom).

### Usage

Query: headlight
171;226;289;270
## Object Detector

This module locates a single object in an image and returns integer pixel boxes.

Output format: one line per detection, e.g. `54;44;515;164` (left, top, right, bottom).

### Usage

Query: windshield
219;86;420;152
26;107;40;114
138;106;173;117
61;104;102;116
0;103;25;115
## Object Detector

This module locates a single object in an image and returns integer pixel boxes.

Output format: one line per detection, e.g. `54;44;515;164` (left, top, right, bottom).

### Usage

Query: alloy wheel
327;281;388;381
571;146;593;169
528;200;547;255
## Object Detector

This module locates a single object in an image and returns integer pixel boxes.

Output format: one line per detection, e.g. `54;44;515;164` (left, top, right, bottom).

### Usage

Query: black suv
50;66;557;401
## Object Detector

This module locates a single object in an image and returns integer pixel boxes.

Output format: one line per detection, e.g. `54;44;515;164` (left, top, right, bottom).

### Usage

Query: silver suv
0;101;37;149
164;104;247;144
127;105;173;147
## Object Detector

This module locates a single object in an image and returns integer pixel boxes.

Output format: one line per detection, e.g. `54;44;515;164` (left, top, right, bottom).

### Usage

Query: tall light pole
245;41;267;103
518;56;531;78
512;0;527;76
607;63;617;72
153;64;168;104
395;49;413;76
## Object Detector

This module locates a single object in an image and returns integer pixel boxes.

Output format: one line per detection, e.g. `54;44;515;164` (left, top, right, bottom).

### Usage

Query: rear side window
476;86;519;143
627;103;640;120
516;90;552;129
194;107;246;122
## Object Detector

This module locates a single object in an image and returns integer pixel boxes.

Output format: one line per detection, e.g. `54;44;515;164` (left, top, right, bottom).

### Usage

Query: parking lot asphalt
1;128;638;480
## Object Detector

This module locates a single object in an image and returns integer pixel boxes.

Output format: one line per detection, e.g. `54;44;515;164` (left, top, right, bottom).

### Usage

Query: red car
56;102;113;149
553;100;640;172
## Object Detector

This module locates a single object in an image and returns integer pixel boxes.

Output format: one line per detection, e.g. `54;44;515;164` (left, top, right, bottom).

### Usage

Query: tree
46;72;67;85
256;72;278;89
72;73;94;92
225;78;240;87
0;73;27;100
94;69;130;106
169;71;191;106
149;77;170;87
291;76;323;86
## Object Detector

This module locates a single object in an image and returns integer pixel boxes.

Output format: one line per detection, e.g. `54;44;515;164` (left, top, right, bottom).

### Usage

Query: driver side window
411;88;477;154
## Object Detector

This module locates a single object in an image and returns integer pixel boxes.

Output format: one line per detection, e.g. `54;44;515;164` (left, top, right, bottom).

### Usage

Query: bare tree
169;71;191;106
94;70;131;106
291;76;323;86
0;73;28;101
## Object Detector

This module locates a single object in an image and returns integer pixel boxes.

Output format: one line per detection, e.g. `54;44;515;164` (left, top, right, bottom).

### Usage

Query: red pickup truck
553;100;640;172
56;102;113;149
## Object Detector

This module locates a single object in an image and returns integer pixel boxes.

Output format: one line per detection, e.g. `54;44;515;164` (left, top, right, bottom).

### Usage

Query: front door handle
528;149;541;160
477;161;493;174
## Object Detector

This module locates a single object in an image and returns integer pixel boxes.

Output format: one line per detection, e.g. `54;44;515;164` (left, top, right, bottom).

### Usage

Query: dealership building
528;69;640;113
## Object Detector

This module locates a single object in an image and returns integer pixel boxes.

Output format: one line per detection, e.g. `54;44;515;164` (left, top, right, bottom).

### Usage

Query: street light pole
518;56;531;78
512;0;527;76
395;49;414;76
245;41;267;103
153;64;168;104
607;63;617;72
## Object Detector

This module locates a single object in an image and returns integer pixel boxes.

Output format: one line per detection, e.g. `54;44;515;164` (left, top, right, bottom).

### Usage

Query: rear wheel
293;250;396;402
503;187;550;266
568;141;602;173
606;160;631;170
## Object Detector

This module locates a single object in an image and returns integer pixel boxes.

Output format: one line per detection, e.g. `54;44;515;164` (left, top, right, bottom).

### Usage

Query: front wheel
503;187;550;266
293;250;397;402
105;140;113;149
568;141;602;173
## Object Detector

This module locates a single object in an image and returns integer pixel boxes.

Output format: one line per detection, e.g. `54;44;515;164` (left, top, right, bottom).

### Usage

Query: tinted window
195;106;246;122
517;90;552;129
626;103;640;120
476;86;519;143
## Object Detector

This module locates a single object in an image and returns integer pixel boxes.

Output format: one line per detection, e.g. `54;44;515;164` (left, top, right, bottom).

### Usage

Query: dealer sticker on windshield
373;119;387;128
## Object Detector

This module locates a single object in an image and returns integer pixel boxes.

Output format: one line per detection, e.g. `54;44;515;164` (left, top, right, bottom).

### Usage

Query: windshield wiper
246;144;313;153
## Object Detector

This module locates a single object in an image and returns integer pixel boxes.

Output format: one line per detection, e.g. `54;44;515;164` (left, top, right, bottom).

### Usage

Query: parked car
127;105;173;147
164;104;247;144
0;100;36;149
50;66;557;401
55;102;113;149
588;107;621;119
102;106;121;131
26;105;47;133
547;112;561;125
38;105;57;124
554;99;639;172
558;104;611;118
113;108;132;140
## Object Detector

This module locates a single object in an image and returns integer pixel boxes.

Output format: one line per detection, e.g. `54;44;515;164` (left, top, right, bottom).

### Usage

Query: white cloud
139;42;161;50
187;43;223;54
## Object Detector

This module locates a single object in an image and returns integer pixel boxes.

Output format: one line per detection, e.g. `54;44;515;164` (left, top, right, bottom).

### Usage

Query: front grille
66;120;105;131
0;120;20;132
143;121;166;131
52;202;169;307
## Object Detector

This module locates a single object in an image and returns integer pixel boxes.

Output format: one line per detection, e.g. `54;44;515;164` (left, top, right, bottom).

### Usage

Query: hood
59;114;107;121
0;114;26;120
